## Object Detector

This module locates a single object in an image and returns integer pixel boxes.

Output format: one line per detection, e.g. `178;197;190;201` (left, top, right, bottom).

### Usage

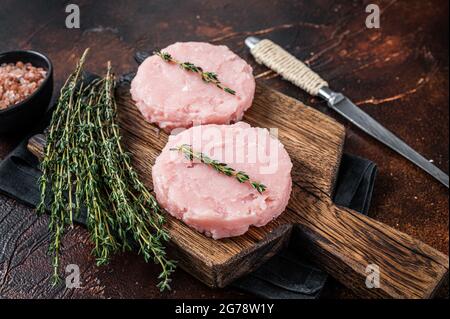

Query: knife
245;36;449;188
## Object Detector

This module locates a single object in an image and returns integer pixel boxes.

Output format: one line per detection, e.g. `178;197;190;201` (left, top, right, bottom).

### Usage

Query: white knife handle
250;38;328;96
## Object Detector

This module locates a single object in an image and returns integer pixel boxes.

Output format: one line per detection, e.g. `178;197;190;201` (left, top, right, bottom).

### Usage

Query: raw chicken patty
130;42;255;132
152;122;293;239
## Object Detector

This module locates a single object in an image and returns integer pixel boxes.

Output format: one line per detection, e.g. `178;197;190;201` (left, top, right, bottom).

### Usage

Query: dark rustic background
0;0;448;298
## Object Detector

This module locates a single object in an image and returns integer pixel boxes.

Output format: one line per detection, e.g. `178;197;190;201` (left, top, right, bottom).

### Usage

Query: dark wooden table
0;0;448;299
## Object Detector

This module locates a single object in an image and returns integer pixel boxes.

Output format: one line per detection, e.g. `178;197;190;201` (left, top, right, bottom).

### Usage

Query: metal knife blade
318;87;449;188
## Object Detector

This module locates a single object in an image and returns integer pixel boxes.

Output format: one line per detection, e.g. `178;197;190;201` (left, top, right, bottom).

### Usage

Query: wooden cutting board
28;82;448;299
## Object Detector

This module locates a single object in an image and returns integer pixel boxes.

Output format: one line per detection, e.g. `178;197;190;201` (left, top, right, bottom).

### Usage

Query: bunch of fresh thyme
171;144;267;194
154;50;236;95
37;49;175;291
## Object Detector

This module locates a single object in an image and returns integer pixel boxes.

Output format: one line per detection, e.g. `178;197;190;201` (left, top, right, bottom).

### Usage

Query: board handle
291;184;449;299
247;37;328;96
28;134;46;160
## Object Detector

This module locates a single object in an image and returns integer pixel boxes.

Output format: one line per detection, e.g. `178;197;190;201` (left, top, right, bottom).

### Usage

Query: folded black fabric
233;154;377;299
0;139;42;208
333;153;377;215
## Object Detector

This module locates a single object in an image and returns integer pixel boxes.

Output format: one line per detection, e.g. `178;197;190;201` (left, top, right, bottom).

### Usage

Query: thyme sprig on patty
171;144;266;194
155;50;236;95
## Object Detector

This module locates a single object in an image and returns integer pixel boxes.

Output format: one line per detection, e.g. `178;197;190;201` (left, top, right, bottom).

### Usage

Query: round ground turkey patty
152;122;293;239
130;42;255;132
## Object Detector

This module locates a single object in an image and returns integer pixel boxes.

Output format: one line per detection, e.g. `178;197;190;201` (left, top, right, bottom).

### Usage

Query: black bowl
0;50;53;134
